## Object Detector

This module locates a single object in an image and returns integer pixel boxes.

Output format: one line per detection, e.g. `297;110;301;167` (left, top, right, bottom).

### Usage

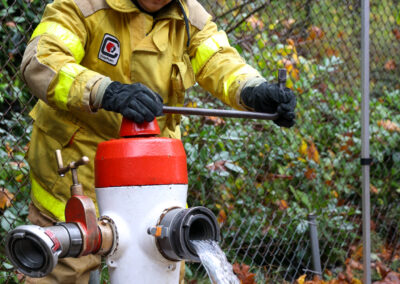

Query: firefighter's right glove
240;79;296;128
101;81;164;123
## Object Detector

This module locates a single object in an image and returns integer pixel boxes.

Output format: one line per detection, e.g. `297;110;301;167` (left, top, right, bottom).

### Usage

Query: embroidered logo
98;34;120;66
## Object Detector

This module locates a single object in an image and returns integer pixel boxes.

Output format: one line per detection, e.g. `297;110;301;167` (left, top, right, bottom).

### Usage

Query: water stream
191;240;240;284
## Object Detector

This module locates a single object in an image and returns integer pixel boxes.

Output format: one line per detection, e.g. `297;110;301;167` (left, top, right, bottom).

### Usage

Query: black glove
240;82;296;128
102;82;163;123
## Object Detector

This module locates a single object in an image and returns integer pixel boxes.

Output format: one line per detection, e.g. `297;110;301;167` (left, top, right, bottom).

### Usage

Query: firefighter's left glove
240;79;296;128
101;81;164;123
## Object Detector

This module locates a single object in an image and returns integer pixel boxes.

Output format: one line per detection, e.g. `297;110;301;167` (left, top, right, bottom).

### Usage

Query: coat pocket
27;101;82;214
171;54;196;96
29;101;80;148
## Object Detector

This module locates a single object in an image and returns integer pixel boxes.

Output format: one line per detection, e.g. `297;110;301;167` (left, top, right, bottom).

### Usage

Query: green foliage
184;49;399;281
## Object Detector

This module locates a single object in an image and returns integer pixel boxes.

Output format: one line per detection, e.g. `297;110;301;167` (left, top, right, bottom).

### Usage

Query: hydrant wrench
163;69;287;120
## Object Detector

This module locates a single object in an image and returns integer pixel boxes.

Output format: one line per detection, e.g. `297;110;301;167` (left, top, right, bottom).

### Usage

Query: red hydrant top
95;118;188;188
119;117;160;137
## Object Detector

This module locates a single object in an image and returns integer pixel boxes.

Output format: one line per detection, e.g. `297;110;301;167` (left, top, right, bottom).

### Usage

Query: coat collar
105;0;186;21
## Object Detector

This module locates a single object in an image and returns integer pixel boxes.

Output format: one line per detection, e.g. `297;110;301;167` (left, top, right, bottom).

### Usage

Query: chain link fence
1;0;399;283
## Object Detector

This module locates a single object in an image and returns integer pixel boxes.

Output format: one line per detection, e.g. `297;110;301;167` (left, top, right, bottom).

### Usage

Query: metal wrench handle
162;106;278;120
162;69;287;121
163;68;287;120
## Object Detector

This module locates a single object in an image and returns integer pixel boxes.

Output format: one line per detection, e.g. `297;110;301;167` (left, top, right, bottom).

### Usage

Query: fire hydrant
5;118;220;283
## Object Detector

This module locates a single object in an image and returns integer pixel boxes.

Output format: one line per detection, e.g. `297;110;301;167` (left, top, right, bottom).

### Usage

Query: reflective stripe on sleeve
191;32;230;75
31;175;66;222
54;63;87;110
31;22;85;63
223;65;261;102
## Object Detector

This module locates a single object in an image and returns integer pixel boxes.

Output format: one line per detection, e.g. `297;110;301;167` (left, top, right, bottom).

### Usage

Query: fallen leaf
296;274;306;284
5;143;13;157
308;26;324;40
217;209;227;224
352;245;363;261
287;38;295;46
204;116;225;126
378;120;400;132
299;140;308;156
380;246;394;262
283;19;296;29
278;199;289;210
311;275;325;283
373;271;400;284
15;174;24;183
307;142;320;164
305;168;316;180
370;184;379;194
338;272;347;281
393;29;400;40
232;263;256;284
325;47;339;57
384;60;396;71
246;15;265;30
376;262;390;279
0;188;14;209
206;160;227;172
6;21;16;28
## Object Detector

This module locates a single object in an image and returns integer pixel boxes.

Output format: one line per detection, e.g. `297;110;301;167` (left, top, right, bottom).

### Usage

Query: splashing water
191;240;240;284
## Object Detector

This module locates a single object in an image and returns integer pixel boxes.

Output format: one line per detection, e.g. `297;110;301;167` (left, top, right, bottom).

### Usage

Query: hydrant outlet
5;223;82;278
154;206;220;262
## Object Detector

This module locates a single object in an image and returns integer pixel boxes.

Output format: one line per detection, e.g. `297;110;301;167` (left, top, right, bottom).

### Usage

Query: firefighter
21;0;296;282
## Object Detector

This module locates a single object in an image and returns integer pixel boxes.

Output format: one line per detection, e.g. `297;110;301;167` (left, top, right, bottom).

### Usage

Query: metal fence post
361;0;371;283
308;214;322;277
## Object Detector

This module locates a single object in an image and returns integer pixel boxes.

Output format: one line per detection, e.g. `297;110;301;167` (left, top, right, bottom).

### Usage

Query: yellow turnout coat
22;0;262;220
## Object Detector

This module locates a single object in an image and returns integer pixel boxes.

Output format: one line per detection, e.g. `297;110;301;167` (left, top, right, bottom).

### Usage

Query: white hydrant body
96;184;187;283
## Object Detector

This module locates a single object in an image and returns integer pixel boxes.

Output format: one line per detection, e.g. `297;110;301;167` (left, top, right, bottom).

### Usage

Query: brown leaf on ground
351;245;363;261
309;275;326;283
232;263;256;284
380;246;394;262
296;274;306;284
376;262;391;279
0;187;14;209
345;258;363;282
373;271;400;284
